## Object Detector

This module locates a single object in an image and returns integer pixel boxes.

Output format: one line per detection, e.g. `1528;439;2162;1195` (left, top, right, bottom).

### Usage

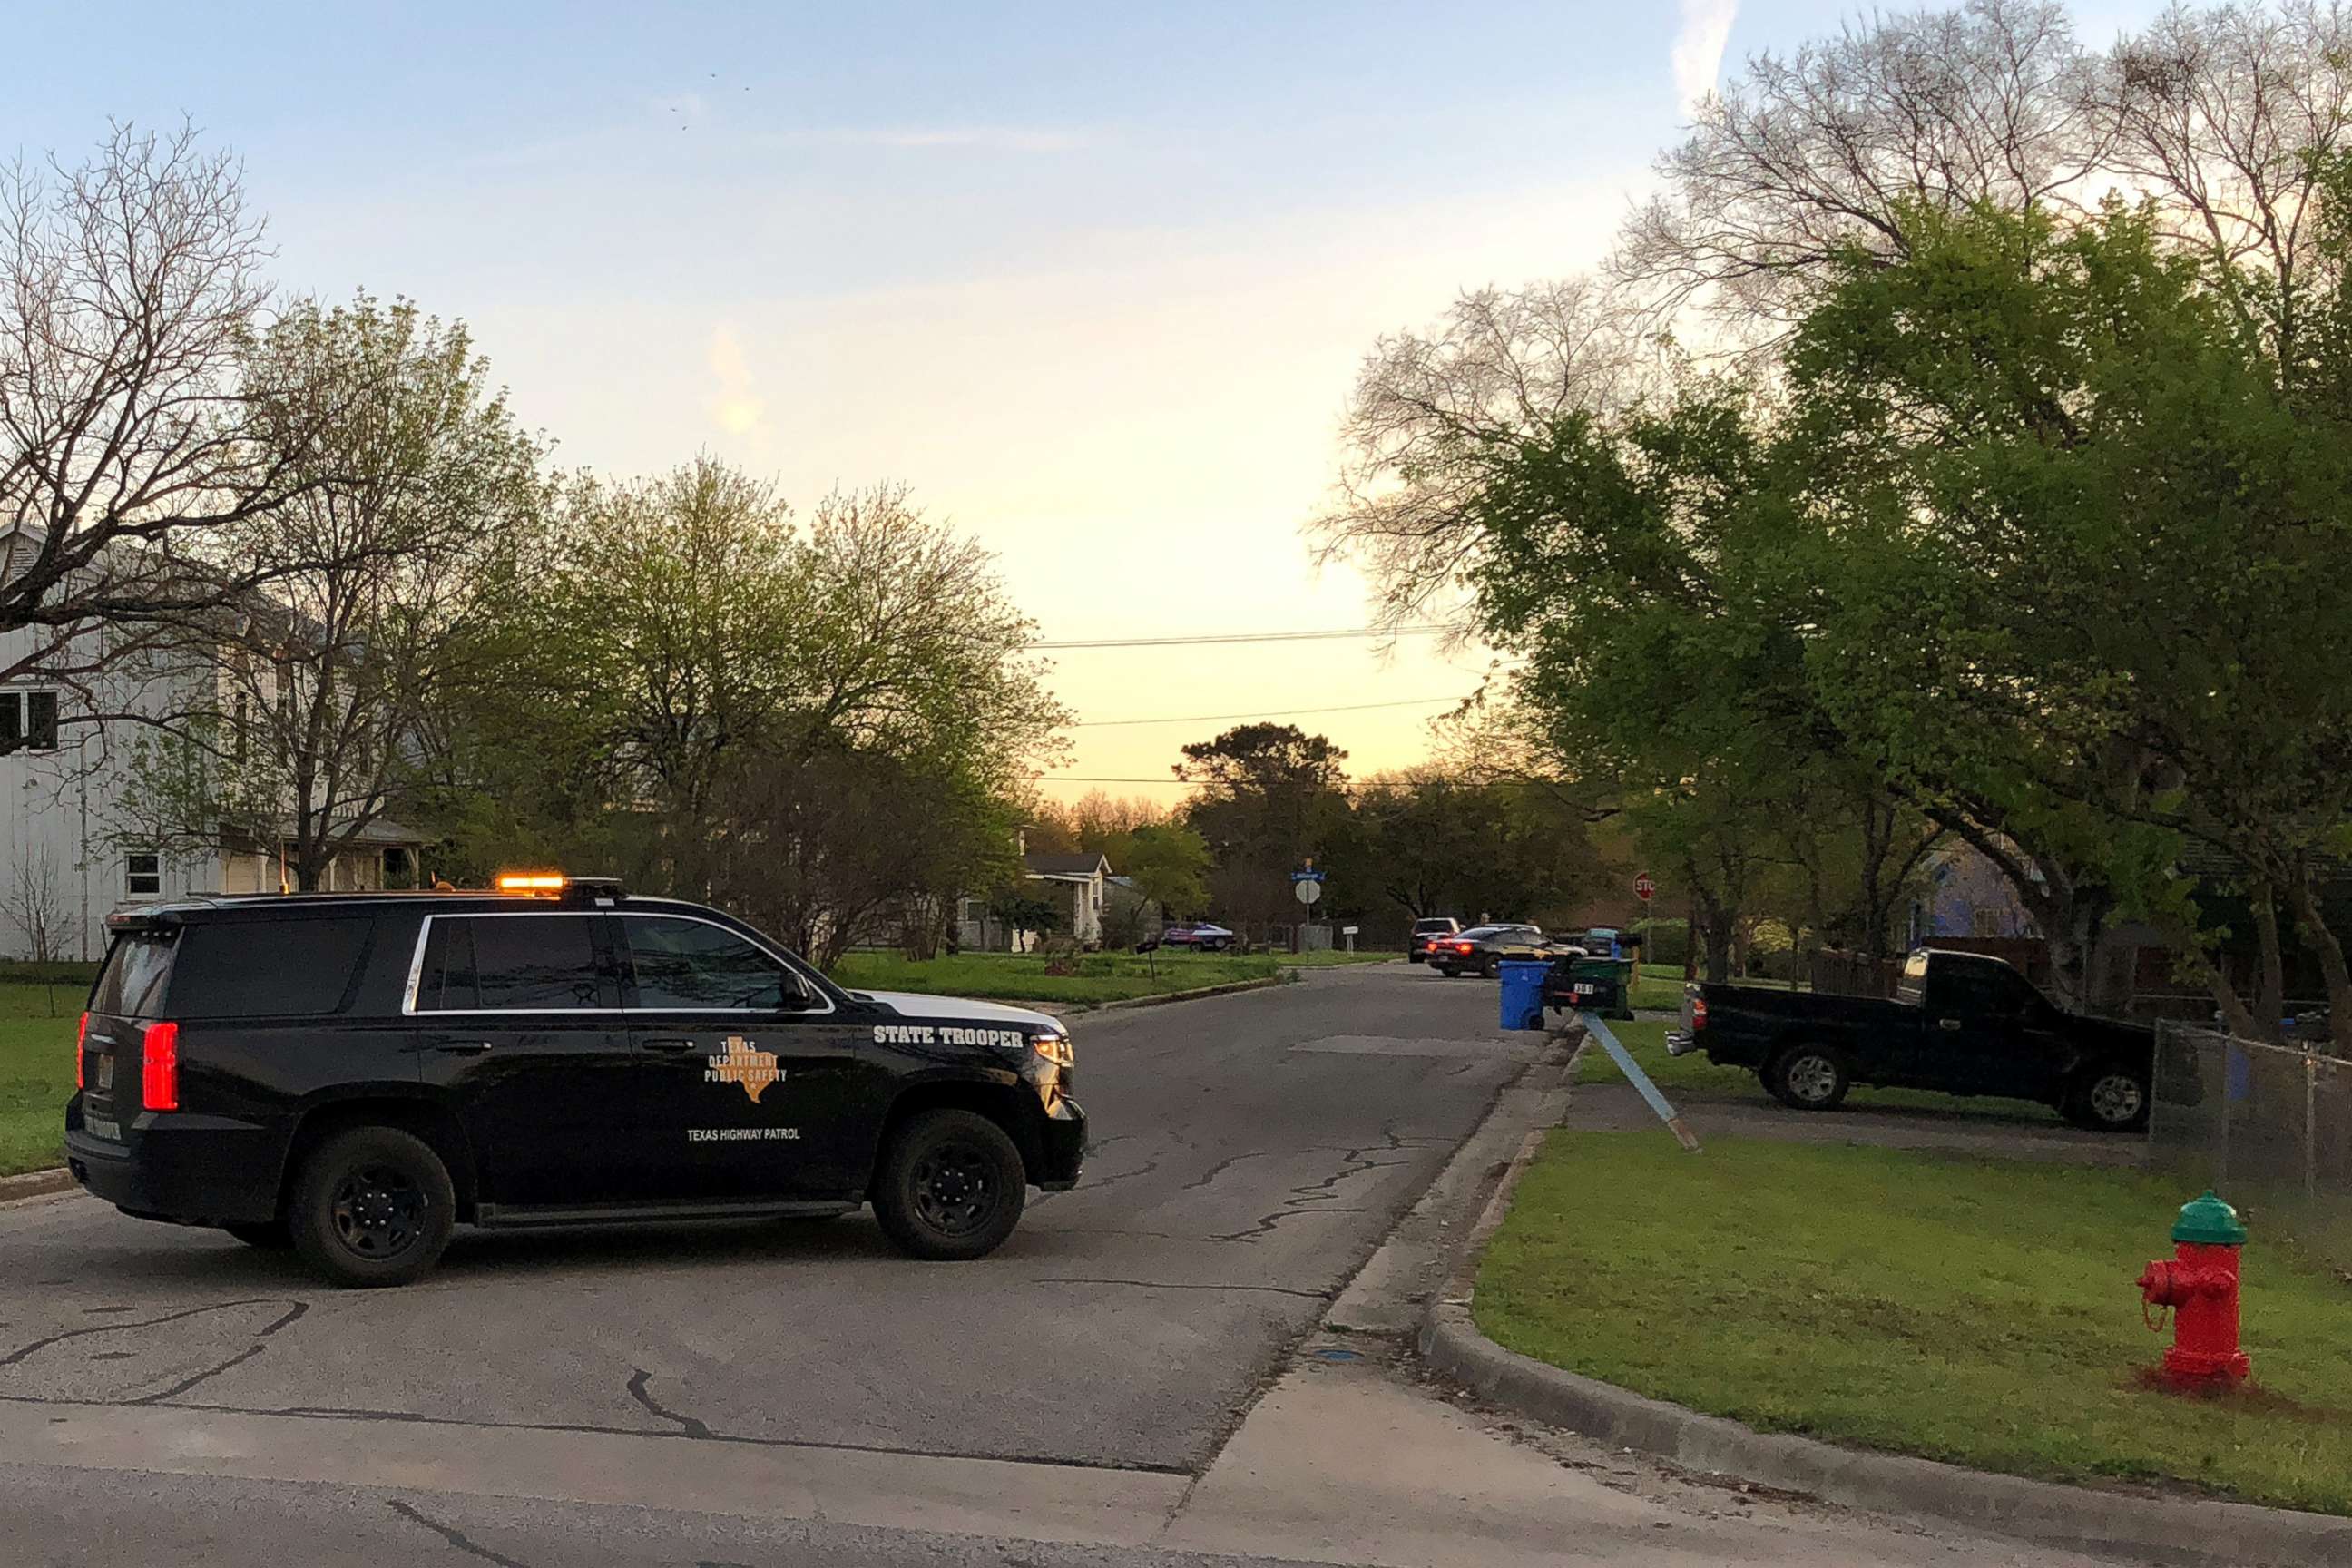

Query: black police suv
64;879;1085;1287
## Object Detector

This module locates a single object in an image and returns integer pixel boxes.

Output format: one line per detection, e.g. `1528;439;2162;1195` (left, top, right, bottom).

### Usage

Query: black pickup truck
1667;948;2158;1131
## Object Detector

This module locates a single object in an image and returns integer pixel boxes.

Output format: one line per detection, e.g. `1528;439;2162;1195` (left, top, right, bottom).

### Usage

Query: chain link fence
2150;1022;2352;1278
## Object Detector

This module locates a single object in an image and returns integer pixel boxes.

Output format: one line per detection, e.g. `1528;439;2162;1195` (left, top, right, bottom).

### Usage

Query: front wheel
1765;1044;1851;1112
2066;1064;2151;1132
288;1126;456;1288
872;1109;1027;1261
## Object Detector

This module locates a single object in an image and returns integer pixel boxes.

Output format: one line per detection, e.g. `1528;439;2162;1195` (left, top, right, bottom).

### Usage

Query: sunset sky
9;0;2170;800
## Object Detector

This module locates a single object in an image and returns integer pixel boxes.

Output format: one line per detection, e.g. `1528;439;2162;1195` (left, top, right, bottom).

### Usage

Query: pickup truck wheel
872;1109;1026;1261
1766;1045;1850;1112
2068;1065;2151;1132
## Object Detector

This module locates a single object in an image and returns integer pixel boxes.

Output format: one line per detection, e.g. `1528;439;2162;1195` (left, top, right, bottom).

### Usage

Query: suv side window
622;916;797;1011
171;916;372;1018
421;915;604;1011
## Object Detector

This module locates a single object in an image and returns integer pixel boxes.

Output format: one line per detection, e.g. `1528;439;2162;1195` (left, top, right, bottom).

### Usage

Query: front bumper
1034;1096;1086;1191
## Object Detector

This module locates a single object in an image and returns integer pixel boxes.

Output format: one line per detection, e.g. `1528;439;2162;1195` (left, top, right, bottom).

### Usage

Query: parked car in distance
64;876;1086;1287
1408;916;1462;962
1160;922;1235;953
1667;947;2160;1132
1431;924;1570;978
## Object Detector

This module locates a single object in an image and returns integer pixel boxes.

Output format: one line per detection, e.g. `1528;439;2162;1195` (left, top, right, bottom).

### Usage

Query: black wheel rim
912;1140;1001;1239
329;1163;427;1260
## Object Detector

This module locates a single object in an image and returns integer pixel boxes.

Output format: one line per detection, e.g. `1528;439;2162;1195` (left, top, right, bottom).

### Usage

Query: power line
1034;776;1199;786
1068;694;1464;729
1024;624;1450;651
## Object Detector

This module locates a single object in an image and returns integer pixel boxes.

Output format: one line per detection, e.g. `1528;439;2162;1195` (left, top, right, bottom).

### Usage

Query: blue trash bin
1499;960;1550;1032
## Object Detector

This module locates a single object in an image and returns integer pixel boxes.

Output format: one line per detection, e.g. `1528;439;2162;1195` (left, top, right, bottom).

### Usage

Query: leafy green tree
1177;724;1350;941
1118;821;1210;921
114;293;542;889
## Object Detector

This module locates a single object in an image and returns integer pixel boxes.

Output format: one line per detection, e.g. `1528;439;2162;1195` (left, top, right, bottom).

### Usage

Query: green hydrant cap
2171;1191;2248;1247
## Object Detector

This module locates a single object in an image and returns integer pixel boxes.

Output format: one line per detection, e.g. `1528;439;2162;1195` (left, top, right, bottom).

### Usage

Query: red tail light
75;1012;88;1091
1691;995;1709;1030
142;1021;181;1112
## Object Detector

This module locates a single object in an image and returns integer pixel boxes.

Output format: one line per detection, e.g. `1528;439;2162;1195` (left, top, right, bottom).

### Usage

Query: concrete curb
0;1166;75;1203
1413;1057;2352;1568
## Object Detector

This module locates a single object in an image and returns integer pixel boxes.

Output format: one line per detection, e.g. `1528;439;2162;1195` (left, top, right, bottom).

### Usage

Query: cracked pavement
0;965;1518;1472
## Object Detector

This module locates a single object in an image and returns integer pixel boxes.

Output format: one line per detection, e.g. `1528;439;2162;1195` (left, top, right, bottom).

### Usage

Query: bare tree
0;847;68;963
2095;0;2352;355
0;122;336;714
1620;0;2110;327
1311;279;1661;625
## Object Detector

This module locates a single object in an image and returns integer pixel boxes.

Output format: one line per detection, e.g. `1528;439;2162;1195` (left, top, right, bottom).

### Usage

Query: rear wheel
2066;1063;2151;1132
1480;956;1500;979
288;1126;456;1288
872;1109;1027;1261
1765;1044;1850;1112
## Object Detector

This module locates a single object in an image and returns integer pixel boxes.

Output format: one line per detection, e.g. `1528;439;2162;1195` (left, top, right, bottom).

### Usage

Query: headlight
1027;1030;1074;1068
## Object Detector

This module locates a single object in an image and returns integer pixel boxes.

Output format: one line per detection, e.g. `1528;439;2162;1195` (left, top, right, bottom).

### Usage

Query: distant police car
64;876;1084;1287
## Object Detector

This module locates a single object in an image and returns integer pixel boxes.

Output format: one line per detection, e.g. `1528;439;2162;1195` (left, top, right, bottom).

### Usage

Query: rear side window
168;916;374;1018
420;915;604;1011
90;934;178;1018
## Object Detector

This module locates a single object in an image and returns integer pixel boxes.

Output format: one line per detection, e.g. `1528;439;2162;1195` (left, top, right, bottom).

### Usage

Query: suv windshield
89;933;177;1019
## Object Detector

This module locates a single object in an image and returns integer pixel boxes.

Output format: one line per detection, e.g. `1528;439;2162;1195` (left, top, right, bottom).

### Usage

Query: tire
1436;965;1461;978
288;1126;456;1289
1765;1044;1851;1112
2066;1063;2151;1133
221;1219;292;1250
871;1109;1027;1261
1480;957;1500;979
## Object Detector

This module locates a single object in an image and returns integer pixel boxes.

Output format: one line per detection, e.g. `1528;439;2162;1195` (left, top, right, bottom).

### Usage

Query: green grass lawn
1477;1132;2352;1515
1574;1015;2062;1123
830;949;1282;1005
1;981;81;1177
1276;949;1396;966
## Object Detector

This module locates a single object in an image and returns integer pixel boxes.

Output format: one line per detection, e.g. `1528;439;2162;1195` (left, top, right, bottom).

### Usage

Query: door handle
640;1037;697;1054
1938;1018;1962;1032
428;1039;493;1055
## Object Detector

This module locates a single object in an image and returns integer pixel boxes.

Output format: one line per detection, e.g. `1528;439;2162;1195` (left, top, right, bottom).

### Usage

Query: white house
1;523;426;960
955;845;1114;952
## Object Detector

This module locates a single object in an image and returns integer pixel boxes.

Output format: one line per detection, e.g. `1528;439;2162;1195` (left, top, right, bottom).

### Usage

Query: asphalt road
0;962;1550;1564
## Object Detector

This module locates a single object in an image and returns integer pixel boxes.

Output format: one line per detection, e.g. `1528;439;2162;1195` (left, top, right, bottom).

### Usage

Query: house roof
1024;851;1110;877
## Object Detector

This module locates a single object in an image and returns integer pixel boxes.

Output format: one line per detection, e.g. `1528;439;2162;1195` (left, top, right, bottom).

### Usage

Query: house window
125;852;162;897
961;898;987;924
1970;906;2006;938
0;690;60;753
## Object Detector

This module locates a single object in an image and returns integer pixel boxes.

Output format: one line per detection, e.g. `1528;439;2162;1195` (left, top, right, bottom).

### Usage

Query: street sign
1294;879;1322;905
1634;871;1656;903
1289;868;1327;883
1341;925;1358;936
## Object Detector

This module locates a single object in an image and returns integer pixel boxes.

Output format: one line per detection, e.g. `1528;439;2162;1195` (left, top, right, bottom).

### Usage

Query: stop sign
1634;872;1655;903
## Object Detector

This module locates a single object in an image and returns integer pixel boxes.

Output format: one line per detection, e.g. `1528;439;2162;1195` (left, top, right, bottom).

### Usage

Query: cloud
1671;0;1739;114
705;327;764;436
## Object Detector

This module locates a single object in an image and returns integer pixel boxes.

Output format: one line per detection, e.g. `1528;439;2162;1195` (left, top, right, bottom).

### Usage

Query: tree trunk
2250;883;2286;1034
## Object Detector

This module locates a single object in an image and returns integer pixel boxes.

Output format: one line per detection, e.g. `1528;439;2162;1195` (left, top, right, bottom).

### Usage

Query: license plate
96;1054;113;1092
1573;983;1595;995
84;1115;121;1142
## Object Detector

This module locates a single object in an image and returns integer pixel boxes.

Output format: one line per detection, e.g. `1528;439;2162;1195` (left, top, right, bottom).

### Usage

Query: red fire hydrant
2136;1191;2250;1390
